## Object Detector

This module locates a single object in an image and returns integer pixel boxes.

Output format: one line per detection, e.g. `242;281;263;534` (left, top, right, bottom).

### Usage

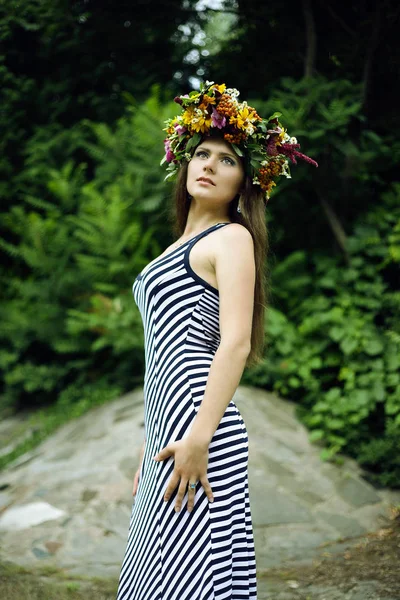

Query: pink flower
174;123;187;136
164;139;175;163
211;108;226;129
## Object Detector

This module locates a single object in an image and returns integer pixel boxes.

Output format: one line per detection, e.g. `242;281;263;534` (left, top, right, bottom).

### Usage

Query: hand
132;466;141;496
153;437;214;512
132;440;146;497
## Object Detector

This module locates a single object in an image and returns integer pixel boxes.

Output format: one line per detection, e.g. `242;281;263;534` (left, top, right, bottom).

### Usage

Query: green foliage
244;184;400;486
0;0;200;202
253;77;394;208
0;91;176;415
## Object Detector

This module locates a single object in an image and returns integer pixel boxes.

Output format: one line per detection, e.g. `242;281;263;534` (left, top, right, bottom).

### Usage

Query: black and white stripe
117;222;257;599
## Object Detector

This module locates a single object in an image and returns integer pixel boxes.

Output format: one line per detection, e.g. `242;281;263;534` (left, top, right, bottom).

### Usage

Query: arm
188;223;255;447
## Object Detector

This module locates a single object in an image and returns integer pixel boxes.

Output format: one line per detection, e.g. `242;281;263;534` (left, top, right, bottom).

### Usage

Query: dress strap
184;222;231;294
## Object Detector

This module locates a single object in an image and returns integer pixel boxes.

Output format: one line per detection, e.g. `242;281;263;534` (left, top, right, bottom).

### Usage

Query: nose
203;155;216;173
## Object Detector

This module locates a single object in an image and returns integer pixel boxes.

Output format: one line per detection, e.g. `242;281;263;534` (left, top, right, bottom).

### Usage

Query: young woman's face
186;137;244;205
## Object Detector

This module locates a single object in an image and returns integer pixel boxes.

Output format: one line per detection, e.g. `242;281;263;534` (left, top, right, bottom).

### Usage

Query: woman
116;82;317;600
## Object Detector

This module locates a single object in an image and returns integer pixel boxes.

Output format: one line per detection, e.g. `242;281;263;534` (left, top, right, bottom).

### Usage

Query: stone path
0;385;399;596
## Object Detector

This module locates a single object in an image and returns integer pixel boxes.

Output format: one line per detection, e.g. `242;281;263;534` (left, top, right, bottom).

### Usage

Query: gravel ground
257;514;400;599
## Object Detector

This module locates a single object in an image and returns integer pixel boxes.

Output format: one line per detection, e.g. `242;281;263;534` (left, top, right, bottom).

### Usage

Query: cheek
187;160;198;182
228;171;244;195
186;162;194;186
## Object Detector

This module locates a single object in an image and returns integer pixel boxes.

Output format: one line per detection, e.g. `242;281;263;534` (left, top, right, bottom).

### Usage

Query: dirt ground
258;510;400;599
1;514;399;599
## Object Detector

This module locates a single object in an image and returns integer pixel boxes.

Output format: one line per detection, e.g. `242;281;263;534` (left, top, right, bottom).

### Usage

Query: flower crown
161;81;318;203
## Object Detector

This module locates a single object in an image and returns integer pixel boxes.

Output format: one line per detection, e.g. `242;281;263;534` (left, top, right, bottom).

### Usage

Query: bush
0;91;176;415
244;184;400;487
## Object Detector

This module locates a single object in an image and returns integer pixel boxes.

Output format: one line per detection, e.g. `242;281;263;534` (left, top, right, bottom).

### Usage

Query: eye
222;156;235;166
195;150;208;158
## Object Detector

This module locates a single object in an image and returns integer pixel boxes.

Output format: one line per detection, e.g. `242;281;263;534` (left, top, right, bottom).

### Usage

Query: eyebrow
197;146;237;160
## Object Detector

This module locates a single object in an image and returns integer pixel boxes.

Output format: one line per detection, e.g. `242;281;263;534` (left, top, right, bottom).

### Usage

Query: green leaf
340;337;358;355
309;429;324;442
363;338;384;356
185;136;195;152
231;144;243;157
329;326;345;342
186;132;201;152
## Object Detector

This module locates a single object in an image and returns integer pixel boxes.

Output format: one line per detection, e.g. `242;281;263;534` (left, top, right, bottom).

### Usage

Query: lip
197;177;216;186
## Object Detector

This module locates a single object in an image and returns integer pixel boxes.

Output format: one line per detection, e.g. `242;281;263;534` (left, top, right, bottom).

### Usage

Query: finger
164;472;180;503
174;478;188;512
187;480;197;512
132;471;139;496
201;477;214;503
154;444;172;461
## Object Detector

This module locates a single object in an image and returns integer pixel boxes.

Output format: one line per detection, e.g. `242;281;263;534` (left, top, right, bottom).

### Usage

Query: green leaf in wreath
231;144;243;157
268;111;282;121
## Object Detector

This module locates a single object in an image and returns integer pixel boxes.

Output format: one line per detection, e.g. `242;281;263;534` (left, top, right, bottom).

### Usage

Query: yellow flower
166;117;179;135
182;106;211;133
182;107;195;125
229;105;259;133
202;94;216;106
278;128;287;143
213;83;226;94
189;92;201;103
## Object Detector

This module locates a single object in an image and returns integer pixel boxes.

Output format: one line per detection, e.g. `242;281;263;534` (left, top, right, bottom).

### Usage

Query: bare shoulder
213;223;254;256
220;222;253;240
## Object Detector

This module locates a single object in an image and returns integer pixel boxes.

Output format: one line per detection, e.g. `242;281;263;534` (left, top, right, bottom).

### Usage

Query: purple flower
174;123;187;136
279;143;318;167
211;108;226;129
164;139;175;163
266;138;278;156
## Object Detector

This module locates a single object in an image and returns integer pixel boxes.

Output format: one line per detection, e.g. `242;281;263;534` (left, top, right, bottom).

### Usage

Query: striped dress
116;222;257;600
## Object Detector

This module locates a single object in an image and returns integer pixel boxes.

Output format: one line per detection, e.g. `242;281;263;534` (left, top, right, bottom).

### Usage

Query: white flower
281;160;291;178
283;132;291;143
184;153;192;161
253;178;261;186
290;136;298;145
226;88;240;98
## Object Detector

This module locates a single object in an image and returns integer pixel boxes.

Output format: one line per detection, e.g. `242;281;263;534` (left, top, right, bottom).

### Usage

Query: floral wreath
161;81;318;203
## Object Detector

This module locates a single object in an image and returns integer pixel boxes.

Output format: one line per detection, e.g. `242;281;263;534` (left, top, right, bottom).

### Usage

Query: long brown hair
168;144;269;369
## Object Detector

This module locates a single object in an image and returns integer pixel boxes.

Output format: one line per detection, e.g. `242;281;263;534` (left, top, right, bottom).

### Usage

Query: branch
319;196;350;263
302;0;317;78
321;1;356;37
